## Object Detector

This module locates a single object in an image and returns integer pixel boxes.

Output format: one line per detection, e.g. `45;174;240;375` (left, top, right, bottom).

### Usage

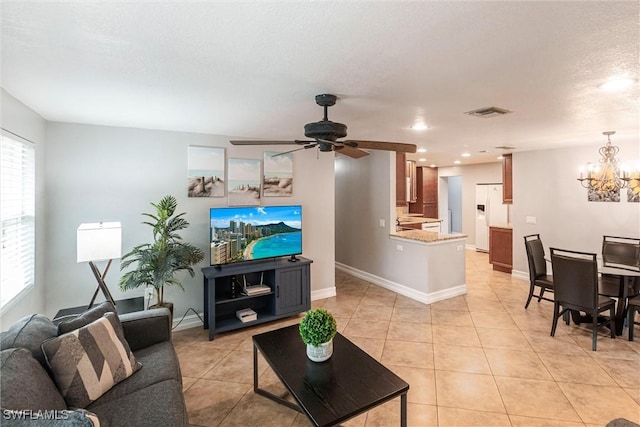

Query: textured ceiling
1;1;638;166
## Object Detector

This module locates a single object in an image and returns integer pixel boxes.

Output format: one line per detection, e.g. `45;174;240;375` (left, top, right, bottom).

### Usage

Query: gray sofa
0;304;188;426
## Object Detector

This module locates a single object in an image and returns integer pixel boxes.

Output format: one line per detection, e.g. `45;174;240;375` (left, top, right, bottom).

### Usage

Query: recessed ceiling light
417;148;427;153
461;152;471;158
411;123;429;131
429;164;437;168
599;78;635;91
454;160;461;165
497;155;504;160
418;158;427;162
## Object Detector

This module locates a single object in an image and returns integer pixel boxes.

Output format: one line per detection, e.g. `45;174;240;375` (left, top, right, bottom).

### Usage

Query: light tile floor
175;251;640;427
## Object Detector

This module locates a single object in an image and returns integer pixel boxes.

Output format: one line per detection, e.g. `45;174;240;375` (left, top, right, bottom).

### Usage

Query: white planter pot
306;339;333;362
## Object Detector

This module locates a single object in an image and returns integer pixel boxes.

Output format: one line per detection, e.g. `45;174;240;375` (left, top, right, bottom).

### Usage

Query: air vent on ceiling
465;106;512;118
495;145;516;150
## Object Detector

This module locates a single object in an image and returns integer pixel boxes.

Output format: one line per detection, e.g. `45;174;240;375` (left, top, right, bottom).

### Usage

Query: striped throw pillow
41;312;141;408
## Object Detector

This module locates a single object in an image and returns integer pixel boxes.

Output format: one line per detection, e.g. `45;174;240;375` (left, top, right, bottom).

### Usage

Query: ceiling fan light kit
230;94;417;159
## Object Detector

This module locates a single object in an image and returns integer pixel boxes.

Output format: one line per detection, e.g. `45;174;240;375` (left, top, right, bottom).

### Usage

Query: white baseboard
312;287;337;300
172;313;204;331
335;262;467;305
511;269;529;282
466;243;476;251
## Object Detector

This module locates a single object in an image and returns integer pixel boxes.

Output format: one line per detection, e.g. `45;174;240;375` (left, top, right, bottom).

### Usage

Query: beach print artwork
263;151;293;197
228;158;261;206
209;206;302;264
587;166;621;202
187;146;225;197
629;171;640;202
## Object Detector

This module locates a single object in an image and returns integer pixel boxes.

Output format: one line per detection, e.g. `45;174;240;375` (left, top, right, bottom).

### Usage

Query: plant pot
306;339;333;362
150;302;174;324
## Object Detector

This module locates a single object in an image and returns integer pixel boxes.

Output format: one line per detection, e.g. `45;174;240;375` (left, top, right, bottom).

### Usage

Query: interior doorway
443;176;462;233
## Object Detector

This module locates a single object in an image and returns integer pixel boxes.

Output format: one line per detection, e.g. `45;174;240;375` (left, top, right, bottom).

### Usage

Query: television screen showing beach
209;205;302;265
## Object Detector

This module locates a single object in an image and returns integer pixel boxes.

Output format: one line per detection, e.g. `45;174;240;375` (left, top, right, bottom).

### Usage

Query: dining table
546;256;640;335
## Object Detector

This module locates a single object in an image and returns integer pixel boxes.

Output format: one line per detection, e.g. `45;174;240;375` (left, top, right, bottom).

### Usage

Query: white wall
512;143;640;275
439;162;503;247
335;151;394;272
335;153;502;276
43;122;335;320
336;150;464;301
0;89;47;328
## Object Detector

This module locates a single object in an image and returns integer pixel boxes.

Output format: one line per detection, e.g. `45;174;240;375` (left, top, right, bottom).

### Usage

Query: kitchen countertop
397;216;443;225
391;229;468;243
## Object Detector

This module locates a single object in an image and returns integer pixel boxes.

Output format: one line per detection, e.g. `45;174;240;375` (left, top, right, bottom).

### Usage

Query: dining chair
628;295;640;341
600;235;640;320
602;235;640;269
550;247;616;351
523;234;554;309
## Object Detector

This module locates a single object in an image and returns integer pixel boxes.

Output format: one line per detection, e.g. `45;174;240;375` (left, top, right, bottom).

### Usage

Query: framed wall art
628;171;640;202
227;158;261;206
587;167;620;202
263;151;293;197
187;146;225;197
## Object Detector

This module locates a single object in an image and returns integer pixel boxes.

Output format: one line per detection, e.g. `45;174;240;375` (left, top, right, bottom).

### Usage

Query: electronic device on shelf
236;308;257;323
209;205;302;266
240;272;271;296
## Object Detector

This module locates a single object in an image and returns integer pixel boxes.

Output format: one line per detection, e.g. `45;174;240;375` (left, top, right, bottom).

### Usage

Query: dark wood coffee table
252;324;409;427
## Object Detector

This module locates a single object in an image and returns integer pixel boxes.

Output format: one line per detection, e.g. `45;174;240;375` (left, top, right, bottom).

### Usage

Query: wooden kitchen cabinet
489;226;512;273
502;154;512;204
396;152;407;207
409;165;422;214
406;160;417;203
402;160;438;217
420;166;438;218
413;166;438;218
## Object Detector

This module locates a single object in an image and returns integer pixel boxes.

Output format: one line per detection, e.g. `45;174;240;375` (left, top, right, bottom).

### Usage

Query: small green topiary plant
299;308;337;347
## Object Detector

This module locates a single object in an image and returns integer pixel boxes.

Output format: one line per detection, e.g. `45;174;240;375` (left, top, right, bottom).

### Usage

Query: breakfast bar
386;229;468;304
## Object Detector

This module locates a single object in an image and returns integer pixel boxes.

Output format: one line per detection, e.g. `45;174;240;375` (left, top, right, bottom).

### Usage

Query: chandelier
577;131;632;192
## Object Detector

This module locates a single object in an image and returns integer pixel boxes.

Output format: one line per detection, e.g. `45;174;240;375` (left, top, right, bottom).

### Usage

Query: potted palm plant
119;195;204;313
299;308;337;362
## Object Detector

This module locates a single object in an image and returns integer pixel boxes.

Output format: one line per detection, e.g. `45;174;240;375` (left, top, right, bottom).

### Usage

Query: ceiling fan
230;94;417;159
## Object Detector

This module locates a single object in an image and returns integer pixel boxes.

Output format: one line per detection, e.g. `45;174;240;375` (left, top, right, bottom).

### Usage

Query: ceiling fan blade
272;144;317;156
229;140;298;146
334;145;370;159
343;140;417;153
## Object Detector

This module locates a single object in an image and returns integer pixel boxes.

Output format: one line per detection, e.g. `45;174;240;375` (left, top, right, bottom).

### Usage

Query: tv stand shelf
215;291;274;306
202;257;312;340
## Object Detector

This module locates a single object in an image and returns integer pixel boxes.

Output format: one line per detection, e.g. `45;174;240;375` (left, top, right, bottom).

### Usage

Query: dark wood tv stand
201;257;312;340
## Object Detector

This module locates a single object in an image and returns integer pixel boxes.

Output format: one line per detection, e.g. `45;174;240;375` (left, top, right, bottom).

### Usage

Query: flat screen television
209;205;302;265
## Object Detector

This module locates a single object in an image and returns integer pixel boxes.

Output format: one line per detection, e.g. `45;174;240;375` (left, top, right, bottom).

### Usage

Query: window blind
1;131;35;308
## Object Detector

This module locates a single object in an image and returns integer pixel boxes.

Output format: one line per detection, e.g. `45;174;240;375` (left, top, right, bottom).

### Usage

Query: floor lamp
77;222;122;308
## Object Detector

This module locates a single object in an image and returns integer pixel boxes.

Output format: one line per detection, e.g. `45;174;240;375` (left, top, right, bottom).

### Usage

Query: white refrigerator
475;183;509;252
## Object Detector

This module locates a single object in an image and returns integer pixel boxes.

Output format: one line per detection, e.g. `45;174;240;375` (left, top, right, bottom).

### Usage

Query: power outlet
396;244;403;252
379;219;385;228
526;216;537;224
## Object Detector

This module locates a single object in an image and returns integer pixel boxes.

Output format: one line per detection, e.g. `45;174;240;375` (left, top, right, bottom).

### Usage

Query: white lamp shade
77;222;122;263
